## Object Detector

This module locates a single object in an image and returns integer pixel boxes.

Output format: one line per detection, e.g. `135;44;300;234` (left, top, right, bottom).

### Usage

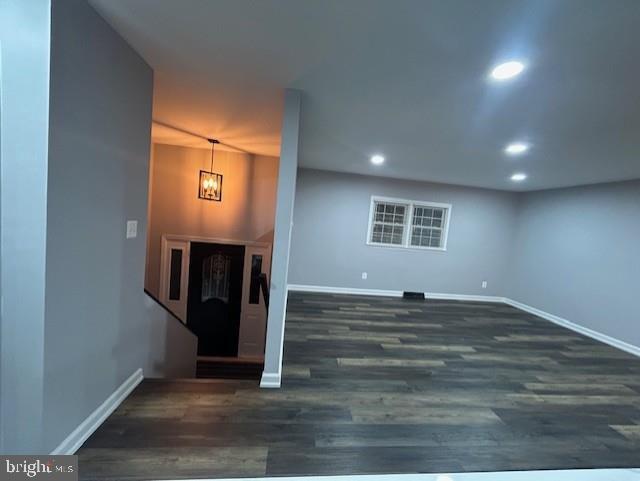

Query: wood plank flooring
78;292;640;479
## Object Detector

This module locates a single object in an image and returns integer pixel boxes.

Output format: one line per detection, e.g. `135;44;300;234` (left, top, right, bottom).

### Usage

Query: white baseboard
288;283;403;297
260;372;281;388
504;298;640;358
288;284;504;303
425;292;505;303
51;368;143;454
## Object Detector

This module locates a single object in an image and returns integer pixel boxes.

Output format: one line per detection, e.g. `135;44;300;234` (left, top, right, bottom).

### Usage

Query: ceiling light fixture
490;61;525;80
198;139;223;201
511;173;527;182
505;142;529;155
370;154;385;165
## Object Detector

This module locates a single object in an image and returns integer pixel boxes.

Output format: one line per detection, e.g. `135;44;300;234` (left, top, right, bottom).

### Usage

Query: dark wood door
187;242;245;356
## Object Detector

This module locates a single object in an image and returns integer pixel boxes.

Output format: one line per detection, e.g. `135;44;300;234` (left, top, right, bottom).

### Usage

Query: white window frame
366;195;452;251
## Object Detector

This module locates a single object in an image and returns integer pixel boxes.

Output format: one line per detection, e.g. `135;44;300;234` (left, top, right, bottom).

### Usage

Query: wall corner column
0;0;51;453
261;89;301;388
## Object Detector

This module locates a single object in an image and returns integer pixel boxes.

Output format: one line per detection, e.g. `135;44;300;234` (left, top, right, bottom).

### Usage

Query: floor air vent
403;291;425;300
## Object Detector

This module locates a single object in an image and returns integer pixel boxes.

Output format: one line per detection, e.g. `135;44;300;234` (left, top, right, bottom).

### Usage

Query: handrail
258;273;269;312
258;273;270;352
143;288;198;338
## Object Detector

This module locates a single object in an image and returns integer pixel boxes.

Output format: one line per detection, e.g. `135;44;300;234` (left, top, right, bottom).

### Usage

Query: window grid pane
370;201;406;245
410;206;446;248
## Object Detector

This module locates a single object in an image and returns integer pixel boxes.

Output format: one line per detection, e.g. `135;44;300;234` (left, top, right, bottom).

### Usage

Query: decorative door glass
201;252;231;303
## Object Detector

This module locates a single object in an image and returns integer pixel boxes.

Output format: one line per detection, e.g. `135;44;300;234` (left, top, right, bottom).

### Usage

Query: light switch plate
126;220;138;239
361;272;368;280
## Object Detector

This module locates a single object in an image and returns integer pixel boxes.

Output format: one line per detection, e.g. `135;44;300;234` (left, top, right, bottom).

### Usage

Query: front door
187;242;245;356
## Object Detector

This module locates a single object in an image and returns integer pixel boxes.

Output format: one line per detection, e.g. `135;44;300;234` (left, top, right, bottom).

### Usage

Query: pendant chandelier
198;138;223;202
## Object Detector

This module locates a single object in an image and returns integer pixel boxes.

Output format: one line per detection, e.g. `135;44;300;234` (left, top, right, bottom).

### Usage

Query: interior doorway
159;235;272;362
187;242;245;357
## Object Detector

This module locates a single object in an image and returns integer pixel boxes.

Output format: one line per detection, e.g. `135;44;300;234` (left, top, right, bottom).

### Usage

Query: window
248;255;263;304
367;196;451;250
168;249;183;300
410;206;444;248
370;201;407;246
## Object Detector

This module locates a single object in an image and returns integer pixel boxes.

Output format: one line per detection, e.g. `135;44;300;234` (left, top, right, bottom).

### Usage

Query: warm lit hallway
78;292;640;480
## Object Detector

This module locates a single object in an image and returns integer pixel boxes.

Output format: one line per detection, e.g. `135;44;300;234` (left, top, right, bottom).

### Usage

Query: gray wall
0;0;51;454
508;180;640;347
289;169;639;349
41;0;196;452
289;169;518;296
143;294;197;378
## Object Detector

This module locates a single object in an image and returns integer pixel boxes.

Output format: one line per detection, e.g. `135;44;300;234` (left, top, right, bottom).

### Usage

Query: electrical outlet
361;272;368;280
481;280;488;289
126;220;138;239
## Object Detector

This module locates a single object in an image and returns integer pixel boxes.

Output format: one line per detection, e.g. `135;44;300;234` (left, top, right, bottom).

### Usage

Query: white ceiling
91;0;640;191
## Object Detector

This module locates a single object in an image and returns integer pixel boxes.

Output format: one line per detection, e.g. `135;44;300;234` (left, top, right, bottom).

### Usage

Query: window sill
366;241;447;252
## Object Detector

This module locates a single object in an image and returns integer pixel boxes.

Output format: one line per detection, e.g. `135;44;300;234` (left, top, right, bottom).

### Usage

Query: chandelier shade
198;139;223;202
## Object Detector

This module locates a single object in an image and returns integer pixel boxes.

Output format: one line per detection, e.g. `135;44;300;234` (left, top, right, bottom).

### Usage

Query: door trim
160;234;272;358
238;244;272;359
159;237;190;322
162;234;271;249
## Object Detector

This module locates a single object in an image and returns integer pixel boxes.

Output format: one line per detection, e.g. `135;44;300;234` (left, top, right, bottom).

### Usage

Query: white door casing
238;245;272;359
160;235;271;358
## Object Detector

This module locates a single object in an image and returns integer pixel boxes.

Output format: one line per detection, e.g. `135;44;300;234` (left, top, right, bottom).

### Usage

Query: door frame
160;234;272;358
238;244;272;359
159;238;191;322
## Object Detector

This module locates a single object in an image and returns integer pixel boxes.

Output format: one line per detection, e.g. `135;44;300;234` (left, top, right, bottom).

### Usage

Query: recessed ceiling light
505;142;529;155
370;154;385;165
511;173;527;182
490;61;525;80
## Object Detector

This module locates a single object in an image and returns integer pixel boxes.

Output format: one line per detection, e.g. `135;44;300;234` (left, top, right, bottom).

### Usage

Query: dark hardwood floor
78;292;640;479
